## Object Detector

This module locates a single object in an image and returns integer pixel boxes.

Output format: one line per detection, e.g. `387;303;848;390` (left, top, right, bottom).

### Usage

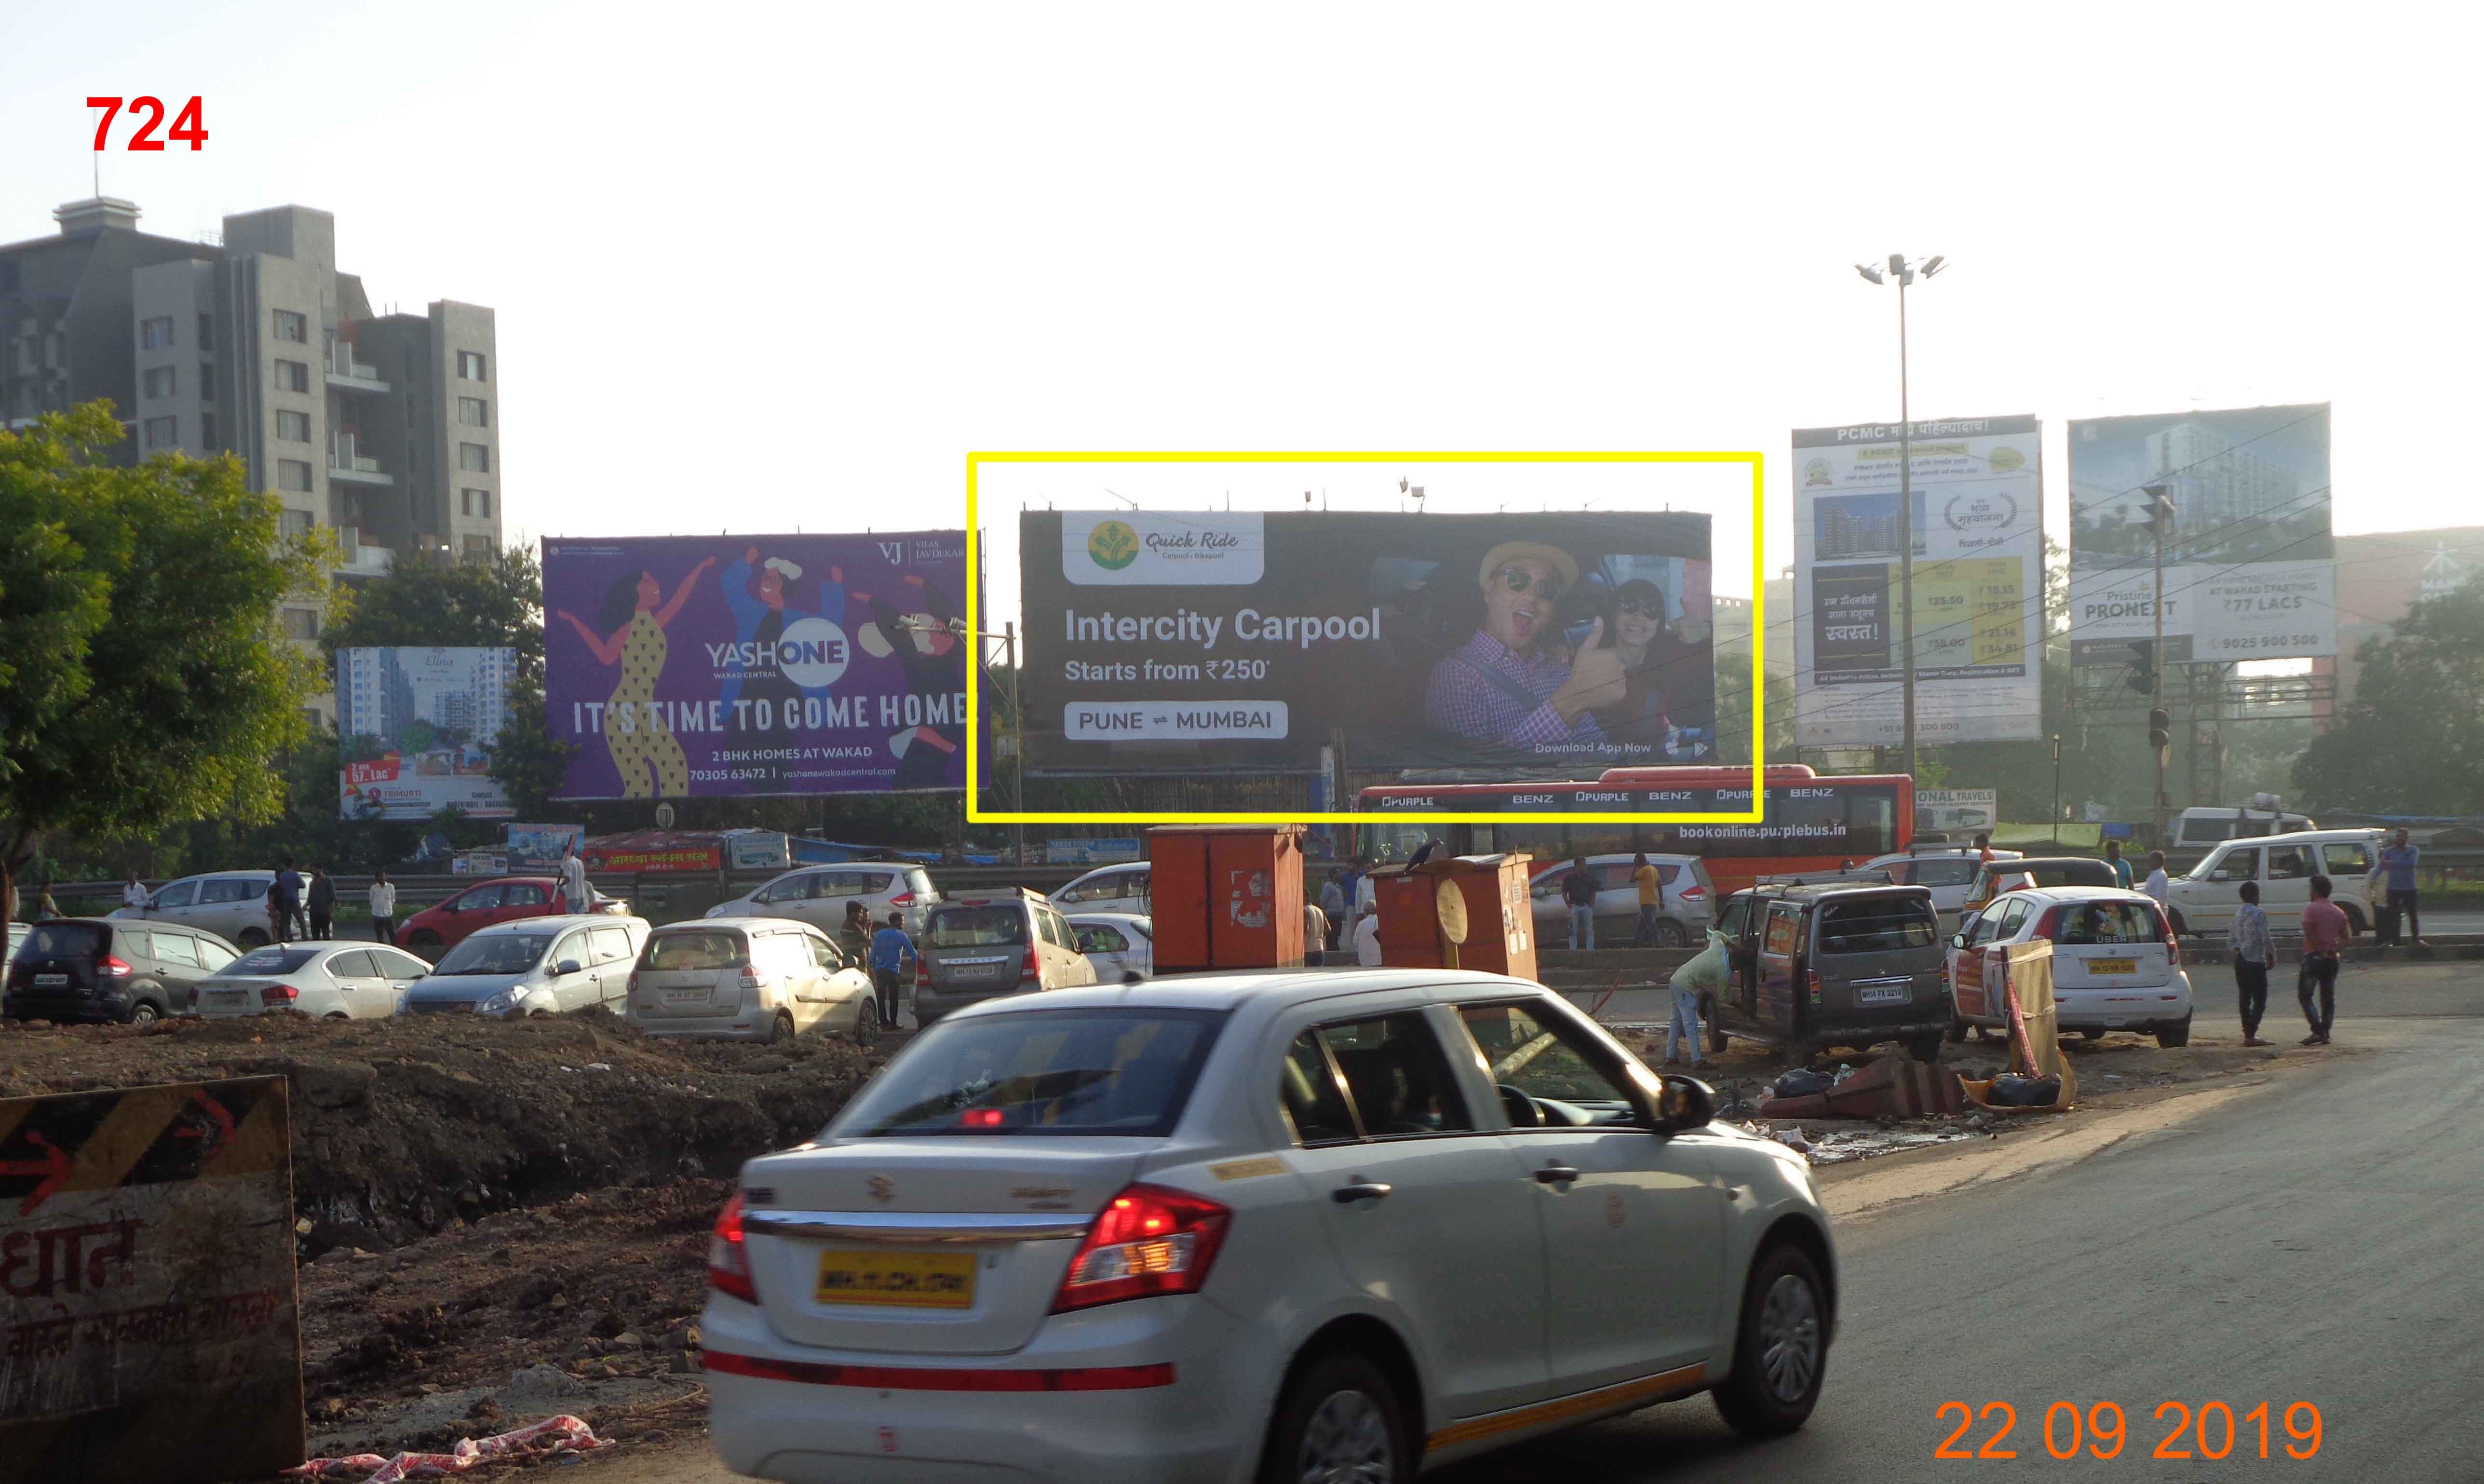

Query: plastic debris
1771;1067;1836;1099
286;1414;607;1481
1986;1072;2063;1107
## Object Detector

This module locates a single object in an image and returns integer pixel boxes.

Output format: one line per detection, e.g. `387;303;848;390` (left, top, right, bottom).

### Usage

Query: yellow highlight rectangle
965;452;1766;825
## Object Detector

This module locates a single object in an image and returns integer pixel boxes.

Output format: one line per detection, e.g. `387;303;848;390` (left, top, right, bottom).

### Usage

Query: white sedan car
1066;911;1153;979
704;970;1837;1484
194;941;433;1019
1946;886;2195;1048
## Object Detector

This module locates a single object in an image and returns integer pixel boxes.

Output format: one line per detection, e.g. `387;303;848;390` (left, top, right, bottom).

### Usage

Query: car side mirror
1949;932;1969;949
555;959;582;976
1656;1074;1714;1133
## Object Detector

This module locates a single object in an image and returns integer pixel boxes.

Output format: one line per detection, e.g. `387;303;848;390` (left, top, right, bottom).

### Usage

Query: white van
2169;807;2315;857
2163;828;2381;937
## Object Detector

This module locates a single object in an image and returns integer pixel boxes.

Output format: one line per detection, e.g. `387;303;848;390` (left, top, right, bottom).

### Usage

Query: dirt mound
0;1011;891;1245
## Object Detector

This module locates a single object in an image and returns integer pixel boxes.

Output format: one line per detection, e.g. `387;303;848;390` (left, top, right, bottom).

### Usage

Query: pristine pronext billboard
2067;404;2334;665
1790;416;2046;748
1021;510;1715;773
541;532;970;798
337;647;516;820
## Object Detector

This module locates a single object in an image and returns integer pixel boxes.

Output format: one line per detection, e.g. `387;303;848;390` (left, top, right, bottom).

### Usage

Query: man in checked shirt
1423;541;1626;753
2228;879;2276;1047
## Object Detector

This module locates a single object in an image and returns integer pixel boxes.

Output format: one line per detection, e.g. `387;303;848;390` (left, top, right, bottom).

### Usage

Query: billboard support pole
1896;272;1918;789
1006;620;1024;866
2152;492;2169;846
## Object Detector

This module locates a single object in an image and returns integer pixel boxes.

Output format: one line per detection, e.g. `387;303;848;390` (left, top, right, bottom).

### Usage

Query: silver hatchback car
113;870;281;947
628;917;880;1045
401;915;651;1017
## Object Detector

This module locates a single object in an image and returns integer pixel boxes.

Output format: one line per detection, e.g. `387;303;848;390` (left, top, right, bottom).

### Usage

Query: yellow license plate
815;1249;977;1309
2088;958;2137;975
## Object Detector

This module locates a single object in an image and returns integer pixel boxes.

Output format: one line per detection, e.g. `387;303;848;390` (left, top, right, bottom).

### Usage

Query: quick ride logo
1061;512;1265;586
1086;520;1140;570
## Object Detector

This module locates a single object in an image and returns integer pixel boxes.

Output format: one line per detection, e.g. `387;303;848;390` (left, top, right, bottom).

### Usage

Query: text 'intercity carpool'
1063;607;1384;650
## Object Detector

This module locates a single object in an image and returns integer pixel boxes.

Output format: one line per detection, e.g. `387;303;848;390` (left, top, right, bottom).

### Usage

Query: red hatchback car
395;876;626;959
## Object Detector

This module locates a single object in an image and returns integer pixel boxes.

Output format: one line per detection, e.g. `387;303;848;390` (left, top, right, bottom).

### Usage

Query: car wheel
237;928;269;948
324;1012;350;1021
2342;903;2367;936
126;1000;161;1025
765;1010;794;1046
2156;1014;2192;1050
1701;996;1729;1053
1907;1032;1944;1064
1712;1241;1830;1438
1657;917;1689;949
1258;1351;1410;1484
2078;1028;2104;1040
851;998;880;1049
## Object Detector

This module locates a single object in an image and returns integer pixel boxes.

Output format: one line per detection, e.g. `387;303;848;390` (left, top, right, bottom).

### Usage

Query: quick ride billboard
1022;509;1717;775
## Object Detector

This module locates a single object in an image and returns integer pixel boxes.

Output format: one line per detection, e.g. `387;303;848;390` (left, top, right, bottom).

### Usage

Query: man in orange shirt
2297;873;2351;1047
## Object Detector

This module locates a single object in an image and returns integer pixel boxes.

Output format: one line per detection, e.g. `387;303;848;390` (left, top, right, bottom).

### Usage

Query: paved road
1444;960;2484;1482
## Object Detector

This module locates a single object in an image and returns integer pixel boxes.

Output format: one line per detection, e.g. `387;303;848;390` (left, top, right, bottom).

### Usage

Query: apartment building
1;197;504;726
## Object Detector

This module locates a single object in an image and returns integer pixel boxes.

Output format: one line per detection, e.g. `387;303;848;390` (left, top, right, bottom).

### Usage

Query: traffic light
2140;482;2175;534
2124;639;2155;695
2148;708;2173;750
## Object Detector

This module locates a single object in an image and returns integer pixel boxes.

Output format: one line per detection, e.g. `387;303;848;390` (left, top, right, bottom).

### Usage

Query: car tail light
1677;884;1707;901
2032;906;2065;940
2160;912;2181;965
915;958;931;987
260;984;299;1006
888;891;916;907
738;960;766;991
1806;969;1822;1004
97;956;134;978
709;1192;757;1304
1051;1184;1230;1313
1021;944;1040;983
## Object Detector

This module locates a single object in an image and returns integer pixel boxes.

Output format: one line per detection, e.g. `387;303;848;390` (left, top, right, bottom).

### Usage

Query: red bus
1354;764;1916;898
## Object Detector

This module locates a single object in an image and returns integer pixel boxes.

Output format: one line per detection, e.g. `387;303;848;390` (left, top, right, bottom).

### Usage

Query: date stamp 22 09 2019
1937;1402;2323;1461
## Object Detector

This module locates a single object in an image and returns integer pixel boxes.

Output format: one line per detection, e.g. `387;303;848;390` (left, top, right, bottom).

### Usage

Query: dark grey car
1712;882;1951;1065
4;917;242;1024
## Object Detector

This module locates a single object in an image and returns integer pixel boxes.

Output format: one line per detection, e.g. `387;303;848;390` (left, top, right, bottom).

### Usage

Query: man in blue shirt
869;911;917;1025
2377;828;2424;946
2229;880;2275;1047
2104;838;2135;890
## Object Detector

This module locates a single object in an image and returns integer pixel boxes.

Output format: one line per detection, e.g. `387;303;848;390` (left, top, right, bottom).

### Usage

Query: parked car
1049;861;1152;915
703;971;1837;1484
1711;881;1950;1065
1066;911;1154;978
194;941;433;1020
401;915;651;1017
1959;856;2120;918
706;862;942;937
1860;848;2022;928
396;876;628;960
1946;886;2193;1048
111;869;279;947
628;917;879;1045
1526;854;1715;947
914;889;1095;1024
2165;805;2316;869
2163;828;2382;938
4;918;241;1024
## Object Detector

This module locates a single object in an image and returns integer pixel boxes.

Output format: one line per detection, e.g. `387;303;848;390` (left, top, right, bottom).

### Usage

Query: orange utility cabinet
1371;853;1537;980
1147;824;1308;973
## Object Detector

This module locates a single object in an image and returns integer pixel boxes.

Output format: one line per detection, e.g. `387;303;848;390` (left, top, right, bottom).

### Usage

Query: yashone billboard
1021;510;1714;774
542;532;969;798
337;647;516;821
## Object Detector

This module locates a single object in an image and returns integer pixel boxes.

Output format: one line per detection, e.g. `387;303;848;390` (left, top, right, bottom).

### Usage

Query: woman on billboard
555;556;715;798
1590;577;1714;760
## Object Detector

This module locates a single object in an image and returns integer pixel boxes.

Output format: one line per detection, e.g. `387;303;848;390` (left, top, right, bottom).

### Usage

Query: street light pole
1855;254;1944;788
2051;733;2063;846
2152;491;2169;849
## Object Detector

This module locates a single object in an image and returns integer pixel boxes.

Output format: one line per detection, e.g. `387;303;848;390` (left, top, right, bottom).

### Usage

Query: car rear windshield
1816;898;1938;954
644;931;744;971
433;933;553;975
830;1008;1227;1138
2000;862;2117;890
22;923;104;959
926;905;1027;947
229;946;320;975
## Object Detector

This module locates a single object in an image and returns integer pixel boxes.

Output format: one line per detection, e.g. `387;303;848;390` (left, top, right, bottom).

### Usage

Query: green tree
0;405;324;917
2294;582;2484;814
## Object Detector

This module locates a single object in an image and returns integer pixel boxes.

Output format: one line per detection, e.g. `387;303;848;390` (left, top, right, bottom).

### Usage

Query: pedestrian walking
368;869;397;947
306;865;336;940
560;842;593;917
2105;838;2134;890
121;870;151;913
1560;856;1598;951
869;910;916;1025
1632;852;1665;947
2377;828;2424;946
2297;874;2350;1046
2140;850;2171;908
1304;898;1329;967
2229;880;2275;1047
1353;902;1382;966
1319;870;1348;953
1664;928;1727;1070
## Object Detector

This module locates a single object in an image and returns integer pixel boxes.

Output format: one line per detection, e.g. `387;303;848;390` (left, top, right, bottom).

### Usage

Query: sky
13;0;2476;632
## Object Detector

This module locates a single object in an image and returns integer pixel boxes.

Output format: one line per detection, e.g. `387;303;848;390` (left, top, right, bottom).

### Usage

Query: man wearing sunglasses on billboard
1423;541;1626;754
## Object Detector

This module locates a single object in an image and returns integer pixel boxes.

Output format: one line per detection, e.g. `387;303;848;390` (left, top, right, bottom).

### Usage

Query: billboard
1020;510;1715;774
541;532;970;798
1916;787;2000;834
2067;404;2333;664
337;647;517;820
1790;416;2045;748
505;823;584;872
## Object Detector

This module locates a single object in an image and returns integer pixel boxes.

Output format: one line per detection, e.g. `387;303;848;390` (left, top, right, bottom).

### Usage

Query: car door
366;947;429;1014
1276;1001;1552;1417
588;926;637;1007
1958;896;2029;1019
148;930;206;1011
784;870;842;930
1592;863;1637;926
1451;996;1724;1390
2178;844;2249;932
445;881;505;936
498;880;554;928
1714;895;1758;1020
148;877;201;927
1754;901;1804;1036
322;949;380;1014
2260;843;2314;923
2322;841;2376;920
548;928;598;1010
1074;922;1132;978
